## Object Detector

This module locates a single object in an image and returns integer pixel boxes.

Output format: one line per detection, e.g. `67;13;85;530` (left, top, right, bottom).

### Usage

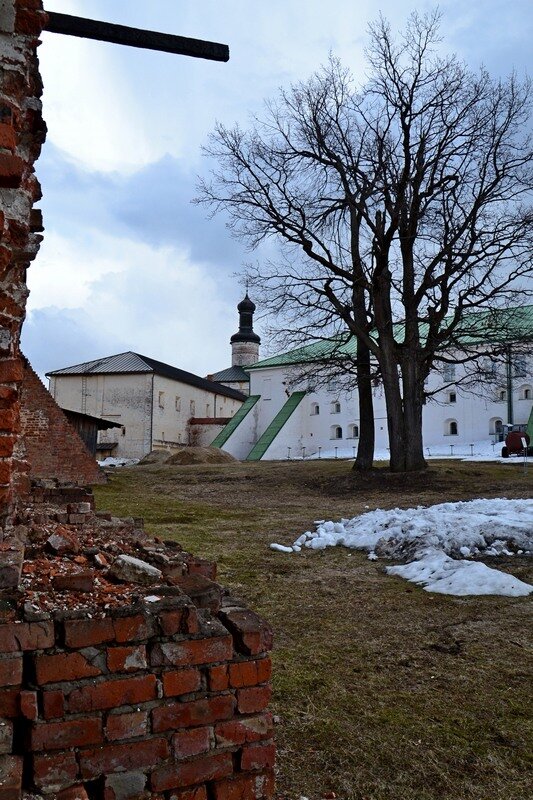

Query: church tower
230;293;261;367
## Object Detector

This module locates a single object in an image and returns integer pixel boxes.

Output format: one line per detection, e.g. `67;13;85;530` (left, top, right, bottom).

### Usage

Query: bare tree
198;10;532;472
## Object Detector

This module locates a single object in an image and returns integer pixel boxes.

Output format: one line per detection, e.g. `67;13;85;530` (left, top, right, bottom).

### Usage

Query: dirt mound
140;447;236;466
166;447;236;465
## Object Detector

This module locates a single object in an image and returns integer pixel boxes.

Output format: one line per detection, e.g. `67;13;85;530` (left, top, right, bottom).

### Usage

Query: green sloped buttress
210;395;261;449
246;391;306;461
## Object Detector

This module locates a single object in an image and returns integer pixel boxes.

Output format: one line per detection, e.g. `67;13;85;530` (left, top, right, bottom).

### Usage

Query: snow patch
270;498;533;597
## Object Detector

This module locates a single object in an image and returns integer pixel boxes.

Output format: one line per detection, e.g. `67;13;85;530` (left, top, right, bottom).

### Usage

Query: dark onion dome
237;294;256;313
230;293;261;344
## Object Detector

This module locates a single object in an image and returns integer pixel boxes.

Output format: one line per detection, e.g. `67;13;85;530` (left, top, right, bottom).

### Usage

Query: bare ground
94;459;533;800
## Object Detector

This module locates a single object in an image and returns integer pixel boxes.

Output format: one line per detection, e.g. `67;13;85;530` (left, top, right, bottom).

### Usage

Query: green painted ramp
246;391;306;461
526;406;533;440
211;395;260;449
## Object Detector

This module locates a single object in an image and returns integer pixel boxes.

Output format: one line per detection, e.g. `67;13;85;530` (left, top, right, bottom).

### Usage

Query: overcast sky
22;0;532;379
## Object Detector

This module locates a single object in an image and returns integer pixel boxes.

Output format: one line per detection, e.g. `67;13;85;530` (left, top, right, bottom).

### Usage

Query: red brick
0;689;19;718
215;714;273;748
0;754;22;800
53;572;94;592
172;574;222;612
172;726;211;759
20;689;38;720
79;737;169;780
229;658;271;688
151;751;233;791
241;743;275;772
0;620;54;652
219;609;273;656
33;751;79;791
162;667;201;698
211;771;275;800
29;716;103;751
150;635;233;668
159;606;199;635
0;655;22;687
106;644;147;673
0;125;16;153
14;7;47;35
105;710;148;742
152;694;235;733
42;689;64;719
0;436;15;457
209;664;229;691
186;556;217;581
0;154;25;188
34;651;101;684
63;617;114;648
113;614;153;643
236;686;272;714
68;674;157;713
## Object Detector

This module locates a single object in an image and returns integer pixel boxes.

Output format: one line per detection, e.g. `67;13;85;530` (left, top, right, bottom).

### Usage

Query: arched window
347;423;359;438
310;402;320;415
449;420;458;435
498;389;507;402
448;391;457;404
330;401;341;414
519;385;532;400
330;425;343;439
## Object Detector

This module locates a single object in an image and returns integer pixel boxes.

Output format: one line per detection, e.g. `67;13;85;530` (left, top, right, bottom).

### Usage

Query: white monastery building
47;352;246;461
211;305;533;461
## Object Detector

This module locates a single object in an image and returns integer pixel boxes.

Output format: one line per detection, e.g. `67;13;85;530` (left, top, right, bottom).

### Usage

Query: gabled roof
47;351;247;402
208;365;250;383
247;305;533;371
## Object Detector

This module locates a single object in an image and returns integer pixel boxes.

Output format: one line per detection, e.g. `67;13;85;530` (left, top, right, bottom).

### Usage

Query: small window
158;391;165;408
331;401;341;414
498;389;507;402
449;420;458;435
310;402;320;416
121;426;126;437
448;391;456;404
190;399;195;416
348;423;359;438
330;425;343;439
175;396;181;412
519;385;532;400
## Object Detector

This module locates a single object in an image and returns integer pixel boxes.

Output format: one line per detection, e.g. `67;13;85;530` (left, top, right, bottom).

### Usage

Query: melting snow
270;498;533;597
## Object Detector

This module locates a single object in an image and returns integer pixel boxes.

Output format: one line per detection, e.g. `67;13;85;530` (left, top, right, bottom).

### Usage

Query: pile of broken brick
1;483;222;619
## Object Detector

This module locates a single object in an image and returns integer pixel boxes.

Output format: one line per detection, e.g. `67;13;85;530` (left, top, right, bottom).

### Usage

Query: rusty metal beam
44;11;229;62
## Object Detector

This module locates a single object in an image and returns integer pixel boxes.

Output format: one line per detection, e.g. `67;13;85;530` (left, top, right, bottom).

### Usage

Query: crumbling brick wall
0;495;275;799
19;359;106;486
0;0;47;528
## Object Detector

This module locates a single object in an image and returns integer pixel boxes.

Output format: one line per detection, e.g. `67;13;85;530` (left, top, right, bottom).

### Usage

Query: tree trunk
353;336;374;471
380;344;406;472
402;356;427;471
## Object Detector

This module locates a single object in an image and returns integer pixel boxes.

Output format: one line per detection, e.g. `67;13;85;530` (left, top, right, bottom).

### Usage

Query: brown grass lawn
94;459;533;800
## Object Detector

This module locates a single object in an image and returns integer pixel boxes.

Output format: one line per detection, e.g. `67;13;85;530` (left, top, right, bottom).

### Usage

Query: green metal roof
247;305;533;371
210;395;260;449
246;391;306;461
